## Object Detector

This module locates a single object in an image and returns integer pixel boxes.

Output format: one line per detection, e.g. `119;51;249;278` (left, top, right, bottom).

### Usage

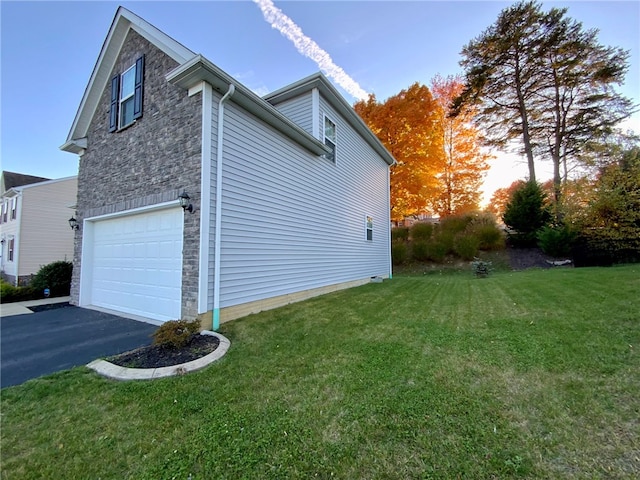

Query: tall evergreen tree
454;0;634;215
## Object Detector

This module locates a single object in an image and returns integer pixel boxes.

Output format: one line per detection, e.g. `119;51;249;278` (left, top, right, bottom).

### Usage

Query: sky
1;0;639;205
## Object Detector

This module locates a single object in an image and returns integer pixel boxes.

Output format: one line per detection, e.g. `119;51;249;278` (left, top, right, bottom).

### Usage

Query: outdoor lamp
179;190;194;213
68;215;79;230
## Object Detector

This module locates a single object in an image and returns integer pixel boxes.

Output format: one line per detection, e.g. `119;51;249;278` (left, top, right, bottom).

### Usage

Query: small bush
426;240;449;263
432;230;454;255
411;241;430;262
439;214;475;236
391;227;409;242
0;280;37;303
537;225;576;257
465;214;505;251
30;261;73;298
471;258;493;277
411;223;434;241
152;319;201;349
391;242;408;265
453;233;481;260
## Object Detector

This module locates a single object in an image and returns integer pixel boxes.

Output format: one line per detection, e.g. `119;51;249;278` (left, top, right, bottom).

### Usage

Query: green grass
2;266;639;479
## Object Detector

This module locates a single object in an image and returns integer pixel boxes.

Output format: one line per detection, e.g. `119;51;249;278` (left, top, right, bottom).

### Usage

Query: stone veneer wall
71;29;202;319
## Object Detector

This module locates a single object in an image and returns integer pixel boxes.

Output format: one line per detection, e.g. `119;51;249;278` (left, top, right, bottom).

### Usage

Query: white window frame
1;201;7;223
365;215;373;242
8;237;14;262
10;197;17;220
324;115;337;163
119;64;136;129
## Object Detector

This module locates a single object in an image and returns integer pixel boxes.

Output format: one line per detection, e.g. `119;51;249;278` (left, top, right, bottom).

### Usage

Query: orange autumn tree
430;74;491;217
486;180;527;219
354;83;445;221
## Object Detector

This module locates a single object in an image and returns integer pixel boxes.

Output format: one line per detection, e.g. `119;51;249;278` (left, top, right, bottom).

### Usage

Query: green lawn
2;266;639;479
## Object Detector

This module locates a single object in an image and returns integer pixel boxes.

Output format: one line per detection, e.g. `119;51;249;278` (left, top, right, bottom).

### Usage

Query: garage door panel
86;208;183;322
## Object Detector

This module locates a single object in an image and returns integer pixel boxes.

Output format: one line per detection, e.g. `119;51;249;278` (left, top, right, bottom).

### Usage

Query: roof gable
264;74;395;166
61;7;194;153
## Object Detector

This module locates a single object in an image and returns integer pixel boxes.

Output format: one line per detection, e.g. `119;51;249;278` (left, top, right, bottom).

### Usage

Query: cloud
252;0;369;101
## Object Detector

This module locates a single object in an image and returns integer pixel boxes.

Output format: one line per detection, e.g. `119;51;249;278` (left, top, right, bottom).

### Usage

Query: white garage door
87;207;183;322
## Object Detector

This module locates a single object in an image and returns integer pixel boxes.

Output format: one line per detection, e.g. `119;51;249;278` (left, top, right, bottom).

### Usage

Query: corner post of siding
388;166;392;279
198;82;213;318
212;84;235;331
311;87;320;139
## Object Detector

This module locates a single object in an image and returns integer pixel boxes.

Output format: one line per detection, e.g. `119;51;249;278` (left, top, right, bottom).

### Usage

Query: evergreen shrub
152;319;201;349
30;261;73;298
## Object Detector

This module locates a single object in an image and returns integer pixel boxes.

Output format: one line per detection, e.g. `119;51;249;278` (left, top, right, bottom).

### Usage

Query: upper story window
109;55;145;132
365;215;373;241
10;197;17;220
324;116;337;163
1;201;7;223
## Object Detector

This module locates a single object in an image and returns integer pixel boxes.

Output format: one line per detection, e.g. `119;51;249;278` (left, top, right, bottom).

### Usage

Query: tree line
354;0;638;259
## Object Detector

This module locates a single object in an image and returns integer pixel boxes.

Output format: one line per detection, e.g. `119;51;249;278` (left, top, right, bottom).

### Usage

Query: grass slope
2;266;639;479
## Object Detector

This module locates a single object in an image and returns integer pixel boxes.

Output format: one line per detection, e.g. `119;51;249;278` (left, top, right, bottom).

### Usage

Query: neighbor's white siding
270;92;314;136
206;91;390;310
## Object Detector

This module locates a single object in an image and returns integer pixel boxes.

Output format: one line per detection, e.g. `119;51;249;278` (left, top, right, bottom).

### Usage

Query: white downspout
212;84;235;331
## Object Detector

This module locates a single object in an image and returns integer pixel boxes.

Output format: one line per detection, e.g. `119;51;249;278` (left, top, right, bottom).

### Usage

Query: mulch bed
28;302;72;313
108;334;220;369
508;247;568;270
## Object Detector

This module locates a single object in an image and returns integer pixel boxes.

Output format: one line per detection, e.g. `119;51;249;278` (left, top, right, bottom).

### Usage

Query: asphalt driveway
1;306;157;388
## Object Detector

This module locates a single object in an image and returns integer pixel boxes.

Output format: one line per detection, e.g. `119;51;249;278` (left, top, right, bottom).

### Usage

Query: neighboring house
0;172;78;285
61;7;395;329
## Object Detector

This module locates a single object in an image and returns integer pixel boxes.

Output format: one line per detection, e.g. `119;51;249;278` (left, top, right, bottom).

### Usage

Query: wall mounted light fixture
178;190;194;213
68;215;79;230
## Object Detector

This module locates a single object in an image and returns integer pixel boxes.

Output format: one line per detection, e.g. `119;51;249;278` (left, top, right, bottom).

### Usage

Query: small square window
365;215;373;241
324;116;336;162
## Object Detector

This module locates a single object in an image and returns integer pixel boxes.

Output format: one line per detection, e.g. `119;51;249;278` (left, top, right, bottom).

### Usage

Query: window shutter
133;55;145;120
109;74;119;132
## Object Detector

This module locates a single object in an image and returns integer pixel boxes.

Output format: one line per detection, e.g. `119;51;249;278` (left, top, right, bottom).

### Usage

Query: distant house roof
1;171;50;194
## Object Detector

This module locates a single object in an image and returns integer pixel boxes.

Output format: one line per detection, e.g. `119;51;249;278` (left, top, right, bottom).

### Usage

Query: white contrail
252;0;369;101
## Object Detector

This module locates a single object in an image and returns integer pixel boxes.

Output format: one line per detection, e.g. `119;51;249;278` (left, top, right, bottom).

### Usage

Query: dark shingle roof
2;171;50;193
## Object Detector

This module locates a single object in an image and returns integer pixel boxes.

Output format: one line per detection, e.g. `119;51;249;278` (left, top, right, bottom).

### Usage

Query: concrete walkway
0;296;71;317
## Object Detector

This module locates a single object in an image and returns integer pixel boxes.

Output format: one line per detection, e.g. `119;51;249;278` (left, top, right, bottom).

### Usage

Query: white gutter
212;83;235;331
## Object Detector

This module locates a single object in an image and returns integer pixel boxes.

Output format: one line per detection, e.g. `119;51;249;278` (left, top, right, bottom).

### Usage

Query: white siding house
61;7;394;329
0;176;78;285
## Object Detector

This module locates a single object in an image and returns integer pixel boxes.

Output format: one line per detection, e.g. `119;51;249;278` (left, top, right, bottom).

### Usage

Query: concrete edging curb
87;331;230;381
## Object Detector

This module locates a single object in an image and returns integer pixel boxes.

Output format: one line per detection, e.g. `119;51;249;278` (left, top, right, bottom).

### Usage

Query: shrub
503;181;551;246
411;241;430;262
466;214;505;251
391;227;410;242
0;280;37;303
392;242;408;265
432;230;454;255
410;222;434;241
426;240;449;263
471;258;493;277
30;261;73;298
439;214;475;236
537;225;576;257
453;233;481;260
152;319;201;349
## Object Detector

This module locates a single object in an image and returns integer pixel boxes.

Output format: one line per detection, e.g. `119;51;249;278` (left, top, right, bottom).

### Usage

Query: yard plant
2;266;639;479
